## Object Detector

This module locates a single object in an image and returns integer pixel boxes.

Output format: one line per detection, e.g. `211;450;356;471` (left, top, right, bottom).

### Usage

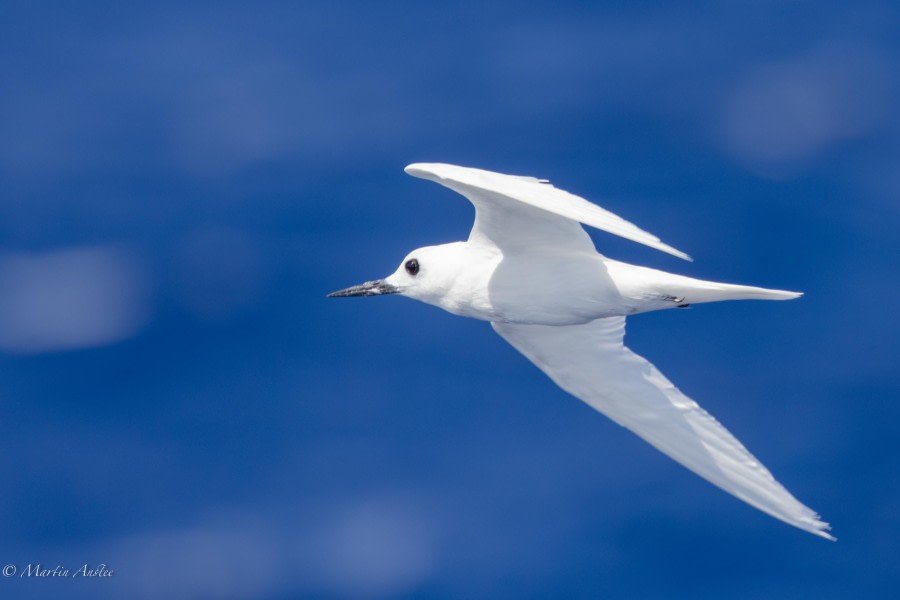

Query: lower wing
492;317;833;539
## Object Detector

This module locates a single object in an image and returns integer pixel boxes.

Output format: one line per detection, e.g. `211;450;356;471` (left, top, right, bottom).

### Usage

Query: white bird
328;163;833;540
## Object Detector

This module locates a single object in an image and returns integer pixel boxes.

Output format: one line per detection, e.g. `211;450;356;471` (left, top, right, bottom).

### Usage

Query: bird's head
327;242;470;307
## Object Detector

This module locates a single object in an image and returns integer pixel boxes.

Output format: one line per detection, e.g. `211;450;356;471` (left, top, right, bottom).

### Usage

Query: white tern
328;163;833;540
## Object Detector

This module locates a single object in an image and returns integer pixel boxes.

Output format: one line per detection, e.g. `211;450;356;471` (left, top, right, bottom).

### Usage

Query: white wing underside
405;163;691;260
492;317;834;540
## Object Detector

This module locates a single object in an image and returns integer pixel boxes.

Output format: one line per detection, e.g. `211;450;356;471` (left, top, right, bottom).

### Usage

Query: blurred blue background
1;1;898;598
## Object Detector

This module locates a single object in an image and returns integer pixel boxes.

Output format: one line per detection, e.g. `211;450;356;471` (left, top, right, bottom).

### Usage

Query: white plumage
329;163;833;540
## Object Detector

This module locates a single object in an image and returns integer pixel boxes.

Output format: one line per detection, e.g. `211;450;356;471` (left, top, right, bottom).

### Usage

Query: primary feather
493;317;833;540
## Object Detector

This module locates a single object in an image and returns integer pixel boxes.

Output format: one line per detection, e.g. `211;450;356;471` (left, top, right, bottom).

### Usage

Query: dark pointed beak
327;279;399;298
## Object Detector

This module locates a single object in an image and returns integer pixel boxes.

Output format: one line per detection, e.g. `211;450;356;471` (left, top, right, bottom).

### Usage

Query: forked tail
676;280;802;304
608;262;803;308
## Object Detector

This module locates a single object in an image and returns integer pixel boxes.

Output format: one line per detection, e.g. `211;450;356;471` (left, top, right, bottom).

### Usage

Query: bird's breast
446;251;627;325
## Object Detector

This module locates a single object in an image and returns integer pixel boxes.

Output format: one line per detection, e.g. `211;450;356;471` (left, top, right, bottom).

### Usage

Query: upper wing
405;163;691;260
492;317;834;539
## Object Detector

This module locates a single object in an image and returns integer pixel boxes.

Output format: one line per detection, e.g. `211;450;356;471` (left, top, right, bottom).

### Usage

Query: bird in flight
328;163;833;540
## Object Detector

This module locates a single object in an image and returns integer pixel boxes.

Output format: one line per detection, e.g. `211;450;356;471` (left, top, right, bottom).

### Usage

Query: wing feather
405;163;691;260
492;317;834;539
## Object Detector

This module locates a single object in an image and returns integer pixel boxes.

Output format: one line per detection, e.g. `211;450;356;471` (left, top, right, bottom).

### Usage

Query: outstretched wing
405;163;691;260
492;317;834;539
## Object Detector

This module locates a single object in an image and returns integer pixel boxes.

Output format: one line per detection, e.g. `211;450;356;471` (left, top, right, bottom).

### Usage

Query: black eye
405;258;419;276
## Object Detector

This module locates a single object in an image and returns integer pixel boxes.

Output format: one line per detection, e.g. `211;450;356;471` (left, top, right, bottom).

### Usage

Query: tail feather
681;281;803;304
607;262;803;308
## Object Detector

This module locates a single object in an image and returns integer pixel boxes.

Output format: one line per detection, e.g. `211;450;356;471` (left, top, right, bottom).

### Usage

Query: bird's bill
327;279;399;298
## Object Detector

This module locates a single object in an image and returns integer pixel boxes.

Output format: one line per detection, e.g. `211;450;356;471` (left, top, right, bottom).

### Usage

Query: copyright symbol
2;564;15;577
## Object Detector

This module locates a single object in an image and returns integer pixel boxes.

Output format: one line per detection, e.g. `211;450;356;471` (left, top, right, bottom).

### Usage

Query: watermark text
3;563;114;579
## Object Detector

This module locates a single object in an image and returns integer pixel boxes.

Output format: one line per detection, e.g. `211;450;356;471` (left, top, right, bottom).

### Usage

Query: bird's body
329;162;833;540
400;242;798;325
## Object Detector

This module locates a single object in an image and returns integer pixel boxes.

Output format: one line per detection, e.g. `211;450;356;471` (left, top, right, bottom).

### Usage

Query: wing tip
653;241;692;262
670;247;693;262
777;504;834;540
806;518;836;541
